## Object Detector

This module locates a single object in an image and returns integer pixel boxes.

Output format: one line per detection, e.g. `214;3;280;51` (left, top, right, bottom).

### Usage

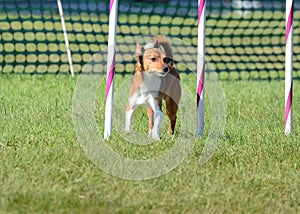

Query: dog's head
135;40;169;77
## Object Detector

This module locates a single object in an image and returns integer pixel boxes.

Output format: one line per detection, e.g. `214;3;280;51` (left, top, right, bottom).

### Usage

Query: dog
125;36;181;140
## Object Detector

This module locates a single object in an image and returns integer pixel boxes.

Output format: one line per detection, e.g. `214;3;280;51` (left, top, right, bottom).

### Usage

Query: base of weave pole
197;95;204;135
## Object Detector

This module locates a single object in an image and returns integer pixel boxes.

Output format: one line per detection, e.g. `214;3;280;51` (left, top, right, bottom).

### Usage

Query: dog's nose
163;66;169;73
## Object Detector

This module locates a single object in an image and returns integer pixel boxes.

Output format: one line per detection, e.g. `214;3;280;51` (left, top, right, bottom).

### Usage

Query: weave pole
285;0;294;135
57;0;74;77
197;0;206;135
104;0;118;140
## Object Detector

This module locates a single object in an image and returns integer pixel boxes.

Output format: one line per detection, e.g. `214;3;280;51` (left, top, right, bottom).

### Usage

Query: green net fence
0;0;299;80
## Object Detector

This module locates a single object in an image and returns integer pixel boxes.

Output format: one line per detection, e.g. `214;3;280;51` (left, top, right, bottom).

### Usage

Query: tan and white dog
125;36;181;140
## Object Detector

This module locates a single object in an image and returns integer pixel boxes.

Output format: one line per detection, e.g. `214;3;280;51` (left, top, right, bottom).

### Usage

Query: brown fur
127;36;181;136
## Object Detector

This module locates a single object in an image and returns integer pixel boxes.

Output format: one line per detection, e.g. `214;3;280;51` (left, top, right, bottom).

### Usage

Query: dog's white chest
129;72;162;108
140;72;161;94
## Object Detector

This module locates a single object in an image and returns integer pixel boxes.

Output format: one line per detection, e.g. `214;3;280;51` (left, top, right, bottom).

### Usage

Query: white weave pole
197;0;206;135
285;0;294;135
57;0;74;77
104;0;118;140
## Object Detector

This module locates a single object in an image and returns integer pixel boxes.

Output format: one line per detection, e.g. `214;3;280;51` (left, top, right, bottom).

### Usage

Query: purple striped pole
285;0;294;135
197;0;206;135
104;0;118;139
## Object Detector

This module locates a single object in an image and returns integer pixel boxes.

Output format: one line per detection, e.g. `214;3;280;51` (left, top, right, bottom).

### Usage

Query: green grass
1;74;300;213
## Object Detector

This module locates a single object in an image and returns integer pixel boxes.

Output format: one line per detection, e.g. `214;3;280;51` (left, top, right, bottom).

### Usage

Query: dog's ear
135;42;144;71
136;42;144;56
153;39;159;48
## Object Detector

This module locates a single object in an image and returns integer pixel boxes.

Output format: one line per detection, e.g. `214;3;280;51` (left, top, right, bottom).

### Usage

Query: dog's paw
125;126;132;133
168;127;174;135
151;132;161;141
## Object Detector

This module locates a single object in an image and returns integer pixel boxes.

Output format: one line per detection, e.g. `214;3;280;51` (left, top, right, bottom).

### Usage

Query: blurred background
0;0;299;80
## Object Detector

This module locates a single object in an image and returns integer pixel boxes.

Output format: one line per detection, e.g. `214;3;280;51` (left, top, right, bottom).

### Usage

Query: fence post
57;0;74;77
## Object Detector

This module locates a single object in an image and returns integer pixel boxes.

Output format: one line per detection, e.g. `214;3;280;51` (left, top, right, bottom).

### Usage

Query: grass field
1;74;300;213
1;1;300;212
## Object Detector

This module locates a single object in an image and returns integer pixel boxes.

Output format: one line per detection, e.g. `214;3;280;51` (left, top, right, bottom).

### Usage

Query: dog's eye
164;57;170;63
164;57;174;65
151;57;156;62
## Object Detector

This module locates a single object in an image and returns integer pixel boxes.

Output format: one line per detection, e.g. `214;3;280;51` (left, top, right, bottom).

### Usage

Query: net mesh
0;0;299;80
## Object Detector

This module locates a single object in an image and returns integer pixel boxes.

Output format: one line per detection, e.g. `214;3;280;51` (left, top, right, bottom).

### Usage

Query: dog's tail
153;35;174;65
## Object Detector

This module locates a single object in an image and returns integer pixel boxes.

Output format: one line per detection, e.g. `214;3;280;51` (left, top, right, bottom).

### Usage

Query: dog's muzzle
163;65;169;73
153;66;169;77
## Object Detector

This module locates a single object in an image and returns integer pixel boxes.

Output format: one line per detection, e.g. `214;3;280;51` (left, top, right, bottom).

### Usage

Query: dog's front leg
149;97;163;140
151;109;163;140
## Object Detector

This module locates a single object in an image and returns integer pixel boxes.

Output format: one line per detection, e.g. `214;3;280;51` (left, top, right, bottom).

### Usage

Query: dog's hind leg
146;108;154;135
165;96;178;135
125;104;135;133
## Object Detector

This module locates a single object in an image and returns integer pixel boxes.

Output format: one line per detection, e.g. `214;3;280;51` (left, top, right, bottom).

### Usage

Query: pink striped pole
104;0;118;139
197;0;206;135
285;0;294;135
